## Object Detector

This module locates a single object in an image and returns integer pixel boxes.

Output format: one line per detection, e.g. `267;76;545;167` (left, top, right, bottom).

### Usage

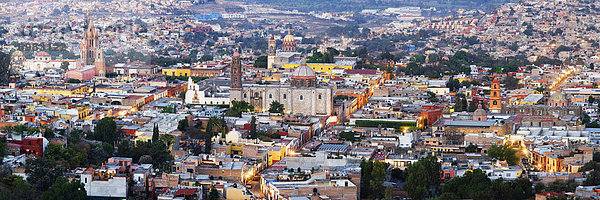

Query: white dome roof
225;129;241;143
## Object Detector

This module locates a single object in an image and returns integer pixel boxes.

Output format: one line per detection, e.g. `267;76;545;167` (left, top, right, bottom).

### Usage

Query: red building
7;137;46;158
420;105;444;127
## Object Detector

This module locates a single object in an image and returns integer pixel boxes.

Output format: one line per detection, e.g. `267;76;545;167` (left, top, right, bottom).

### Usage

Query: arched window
318;94;322;99
269;94;272;98
300;95;304;100
243;94;247;98
283;94;287;99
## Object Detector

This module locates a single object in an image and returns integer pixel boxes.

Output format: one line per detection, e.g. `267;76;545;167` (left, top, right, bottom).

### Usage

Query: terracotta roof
174;188;197;196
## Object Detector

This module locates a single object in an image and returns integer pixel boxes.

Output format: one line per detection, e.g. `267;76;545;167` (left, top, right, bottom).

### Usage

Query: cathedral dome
283;32;295;43
291;58;316;79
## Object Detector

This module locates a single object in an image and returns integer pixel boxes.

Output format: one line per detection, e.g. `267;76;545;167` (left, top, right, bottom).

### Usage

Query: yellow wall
24;85;88;96
162;68;191;77
268;146;287;165
227;143;244;156
282;63;352;73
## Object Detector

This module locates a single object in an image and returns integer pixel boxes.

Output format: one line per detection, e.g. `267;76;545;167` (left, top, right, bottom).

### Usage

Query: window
283;94;286;99
318;94;322;99
493;101;497;105
269;94;272;98
300;95;304;100
244;94;247;98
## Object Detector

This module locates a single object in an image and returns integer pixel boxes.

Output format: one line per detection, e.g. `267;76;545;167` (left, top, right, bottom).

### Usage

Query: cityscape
2;0;600;199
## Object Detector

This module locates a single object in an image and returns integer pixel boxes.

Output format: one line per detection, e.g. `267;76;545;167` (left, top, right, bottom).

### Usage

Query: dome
227;129;241;136
291;58;316;79
473;104;487;121
283;29;295;42
225;129;241;143
549;92;567;102
474;107;486;117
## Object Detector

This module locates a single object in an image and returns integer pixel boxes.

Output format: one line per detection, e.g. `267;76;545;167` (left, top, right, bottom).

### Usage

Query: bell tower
267;34;276;69
489;77;502;113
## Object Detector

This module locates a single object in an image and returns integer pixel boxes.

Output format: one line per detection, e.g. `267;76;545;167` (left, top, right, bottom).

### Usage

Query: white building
22;51;77;71
80;167;128;198
185;77;230;105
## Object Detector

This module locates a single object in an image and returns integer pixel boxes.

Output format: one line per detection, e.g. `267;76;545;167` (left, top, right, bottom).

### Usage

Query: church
230;52;333;116
80;18;106;76
267;30;302;69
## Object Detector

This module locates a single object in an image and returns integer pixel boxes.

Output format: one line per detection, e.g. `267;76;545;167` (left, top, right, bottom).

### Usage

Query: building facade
230;57;333;116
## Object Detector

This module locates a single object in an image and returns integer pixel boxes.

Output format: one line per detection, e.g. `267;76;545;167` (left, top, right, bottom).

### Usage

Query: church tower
81;18;99;66
281;29;296;52
229;51;243;103
94;50;105;76
231;51;242;89
489;77;502;113
267;34;276;69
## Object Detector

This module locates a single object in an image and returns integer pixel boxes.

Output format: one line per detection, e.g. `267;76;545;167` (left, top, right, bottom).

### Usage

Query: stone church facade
230;56;332;116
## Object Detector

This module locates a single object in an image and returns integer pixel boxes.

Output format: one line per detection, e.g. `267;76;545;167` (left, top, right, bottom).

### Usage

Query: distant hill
238;0;518;12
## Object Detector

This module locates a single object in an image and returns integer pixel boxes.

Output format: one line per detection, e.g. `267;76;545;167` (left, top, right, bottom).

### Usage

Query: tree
178;118;189;132
487;144;519;165
0;175;35;199
139;155;153;164
200;54;213;62
465;143;478;153
0;52;11;84
208;188;219;200
92;117;119;144
39;177;88;200
447;78;461;92
152;123;159;142
405;156;442;200
249;116;257;139
253;56;267;68
360;160;373;199
441;169;491;199
268;101;284;113
0;140;6;163
60;61;69;71
468;100;477;112
226;100;254;117
503;76;522;90
370;161;387;199
26;158;65;191
385;185;393;200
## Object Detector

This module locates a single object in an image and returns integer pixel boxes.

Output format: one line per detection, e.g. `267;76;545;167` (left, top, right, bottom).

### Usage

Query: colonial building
80;18;105;76
267;31;300;69
502;92;582;118
230;57;333;116
185;77;229;105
